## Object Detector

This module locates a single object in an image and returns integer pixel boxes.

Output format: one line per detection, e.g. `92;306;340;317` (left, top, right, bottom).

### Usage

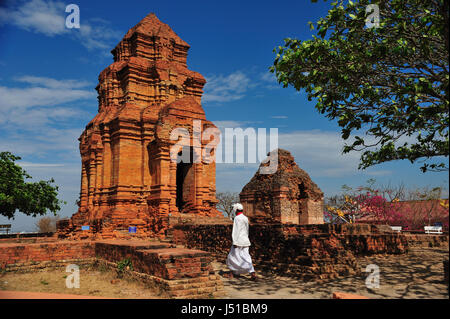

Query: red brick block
332;292;369;299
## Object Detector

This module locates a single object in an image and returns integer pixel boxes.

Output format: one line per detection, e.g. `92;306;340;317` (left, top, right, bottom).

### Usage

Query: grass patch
116;258;133;278
39;279;49;285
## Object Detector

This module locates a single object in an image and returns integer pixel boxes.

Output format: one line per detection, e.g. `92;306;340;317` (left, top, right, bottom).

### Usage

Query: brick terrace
0;239;223;299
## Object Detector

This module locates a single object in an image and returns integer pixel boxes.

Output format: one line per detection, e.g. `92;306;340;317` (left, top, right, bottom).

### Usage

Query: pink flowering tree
355;192;405;226
324;180;448;230
325;190;403;225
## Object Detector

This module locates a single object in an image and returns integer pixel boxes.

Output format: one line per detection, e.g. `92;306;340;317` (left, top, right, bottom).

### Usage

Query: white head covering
230;203;244;219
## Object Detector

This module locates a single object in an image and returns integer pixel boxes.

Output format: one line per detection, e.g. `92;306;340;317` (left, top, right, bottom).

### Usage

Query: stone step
95;240;216;282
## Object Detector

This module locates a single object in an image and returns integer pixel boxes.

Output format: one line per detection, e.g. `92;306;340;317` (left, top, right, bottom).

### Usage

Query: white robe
226;213;255;274
226;246;255;274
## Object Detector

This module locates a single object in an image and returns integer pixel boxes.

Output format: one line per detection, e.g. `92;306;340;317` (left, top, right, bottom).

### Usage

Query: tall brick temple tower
59;13;222;239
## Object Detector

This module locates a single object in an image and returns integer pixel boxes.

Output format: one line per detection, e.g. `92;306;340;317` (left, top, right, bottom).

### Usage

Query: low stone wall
0;241;95;270
0;232;55;241
0;240;224;298
95;241;214;280
404;234;449;248
172;223;409;279
96;259;224;298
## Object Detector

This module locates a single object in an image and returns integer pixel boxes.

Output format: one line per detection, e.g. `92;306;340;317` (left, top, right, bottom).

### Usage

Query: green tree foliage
271;0;449;172
0;151;64;219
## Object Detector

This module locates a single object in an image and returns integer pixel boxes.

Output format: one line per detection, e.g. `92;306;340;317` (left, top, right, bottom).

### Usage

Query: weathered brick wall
240;149;324;225
404;234;449;248
173;223;408;257
0;240;216;281
344;234;409;254
96;258;224;298
0;239;224;298
0;236;57;244
93;241;223;297
0;241;95;269
172;223;409;278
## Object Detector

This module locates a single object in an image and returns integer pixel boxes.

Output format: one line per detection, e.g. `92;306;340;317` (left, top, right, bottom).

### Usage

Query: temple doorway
176;147;194;211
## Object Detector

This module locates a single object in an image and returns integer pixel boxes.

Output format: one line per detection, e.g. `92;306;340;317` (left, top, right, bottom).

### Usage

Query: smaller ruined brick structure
240;149;324;224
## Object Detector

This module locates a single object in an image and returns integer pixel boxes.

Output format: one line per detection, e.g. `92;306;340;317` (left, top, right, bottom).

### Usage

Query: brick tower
60;13;221;239
240;149;324;225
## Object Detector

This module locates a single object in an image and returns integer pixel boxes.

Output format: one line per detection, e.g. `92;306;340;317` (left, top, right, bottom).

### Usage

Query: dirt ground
0;264;163;299
0;246;448;299
217;246;449;299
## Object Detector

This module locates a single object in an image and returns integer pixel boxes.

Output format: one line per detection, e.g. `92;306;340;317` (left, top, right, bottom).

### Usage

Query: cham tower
240;149;324;225
59;13;223;239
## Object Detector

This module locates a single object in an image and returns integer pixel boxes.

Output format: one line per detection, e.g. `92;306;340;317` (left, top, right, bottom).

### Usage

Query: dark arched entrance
176;147;195;211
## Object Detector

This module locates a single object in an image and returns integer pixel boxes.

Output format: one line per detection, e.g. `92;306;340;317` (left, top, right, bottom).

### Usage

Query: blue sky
0;0;448;232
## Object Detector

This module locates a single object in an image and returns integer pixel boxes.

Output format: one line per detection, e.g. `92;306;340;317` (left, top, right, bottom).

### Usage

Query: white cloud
0;86;94;110
76;20;121;51
212;129;393;181
207;124;390;179
15;75;92;89
0;76;95;124
2;106;84;127
260;72;274;82
278;130;397;178
19;162;65;167
0;0;67;36
0;0;121;51
0;76;93;130
0;75;91;160
0;76;85;229
212;120;251;129
212;129;395;195
202;69;286;104
0;127;82;157
203;71;251;103
278;130;362;176
259;71;281;90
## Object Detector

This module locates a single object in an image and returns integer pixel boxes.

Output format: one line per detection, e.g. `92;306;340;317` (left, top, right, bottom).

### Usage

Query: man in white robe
226;203;257;280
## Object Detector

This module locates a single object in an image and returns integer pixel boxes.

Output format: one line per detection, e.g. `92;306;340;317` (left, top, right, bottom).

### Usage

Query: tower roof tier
111;13;190;65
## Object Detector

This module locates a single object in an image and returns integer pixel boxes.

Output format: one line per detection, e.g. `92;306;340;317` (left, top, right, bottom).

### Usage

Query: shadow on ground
214;246;449;299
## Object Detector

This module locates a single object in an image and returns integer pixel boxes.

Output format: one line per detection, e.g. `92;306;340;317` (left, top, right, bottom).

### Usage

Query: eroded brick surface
240;149;324;225
404;234;449;247
58;13;223;240
0;241;95;268
172;223;409;279
95;241;213;280
0;239;224;298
